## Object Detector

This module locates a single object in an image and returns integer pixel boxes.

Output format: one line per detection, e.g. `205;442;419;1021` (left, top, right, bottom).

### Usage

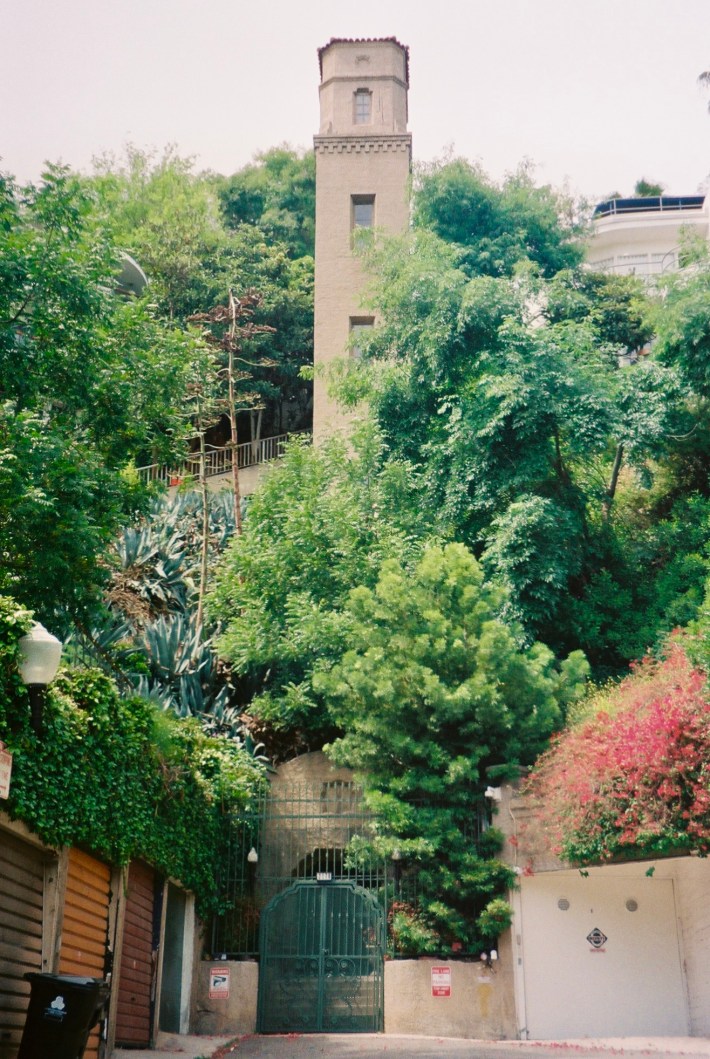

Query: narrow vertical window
351;194;375;230
354;89;372;124
350;317;374;358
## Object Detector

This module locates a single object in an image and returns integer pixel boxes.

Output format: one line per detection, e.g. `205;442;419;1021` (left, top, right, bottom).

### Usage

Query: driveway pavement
113;1033;710;1059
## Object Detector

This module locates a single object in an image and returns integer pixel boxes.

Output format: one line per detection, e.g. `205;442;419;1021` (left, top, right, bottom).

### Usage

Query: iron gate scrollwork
257;880;384;1033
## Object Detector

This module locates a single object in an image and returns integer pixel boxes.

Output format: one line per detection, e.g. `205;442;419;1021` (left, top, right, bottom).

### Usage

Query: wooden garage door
0;832;50;1059
115;861;157;1047
58;848;111;1059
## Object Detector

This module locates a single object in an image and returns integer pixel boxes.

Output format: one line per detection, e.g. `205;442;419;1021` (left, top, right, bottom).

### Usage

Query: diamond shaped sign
586;927;607;949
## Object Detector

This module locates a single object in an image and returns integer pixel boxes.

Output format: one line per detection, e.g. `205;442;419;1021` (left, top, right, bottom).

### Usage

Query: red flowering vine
526;639;710;863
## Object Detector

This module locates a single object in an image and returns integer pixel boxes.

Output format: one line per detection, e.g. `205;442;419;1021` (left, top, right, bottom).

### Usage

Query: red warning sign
209;967;230;999
431;965;451;997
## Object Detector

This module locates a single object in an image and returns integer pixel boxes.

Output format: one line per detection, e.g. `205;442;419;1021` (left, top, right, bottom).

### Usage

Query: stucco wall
384;946;516;1039
192;960;258;1036
668;857;710;1036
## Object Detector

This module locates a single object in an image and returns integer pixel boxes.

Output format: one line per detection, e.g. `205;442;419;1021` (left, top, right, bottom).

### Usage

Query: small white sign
0;743;12;799
431;965;451;997
209;967;230;1000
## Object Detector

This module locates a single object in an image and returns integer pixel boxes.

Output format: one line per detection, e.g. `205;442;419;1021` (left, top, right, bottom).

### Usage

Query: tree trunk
603;443;624;521
228;291;243;534
196;420;210;633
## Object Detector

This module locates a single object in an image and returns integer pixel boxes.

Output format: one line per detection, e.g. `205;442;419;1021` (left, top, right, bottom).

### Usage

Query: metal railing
593;195;705;218
135;431;309;487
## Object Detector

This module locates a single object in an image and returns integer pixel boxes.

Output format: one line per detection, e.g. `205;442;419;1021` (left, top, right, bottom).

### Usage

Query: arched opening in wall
294;847;345;880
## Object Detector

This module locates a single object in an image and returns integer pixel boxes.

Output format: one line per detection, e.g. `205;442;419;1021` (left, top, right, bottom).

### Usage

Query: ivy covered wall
0;596;264;916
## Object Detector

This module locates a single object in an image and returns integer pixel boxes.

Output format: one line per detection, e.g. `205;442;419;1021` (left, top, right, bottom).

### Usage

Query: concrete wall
384;947;517;1040
192;960;258;1036
667;857;710;1036
191;954;517;1040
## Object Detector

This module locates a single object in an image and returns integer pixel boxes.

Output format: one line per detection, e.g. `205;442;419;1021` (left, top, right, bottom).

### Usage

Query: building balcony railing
593;195;705;218
135;430;309;487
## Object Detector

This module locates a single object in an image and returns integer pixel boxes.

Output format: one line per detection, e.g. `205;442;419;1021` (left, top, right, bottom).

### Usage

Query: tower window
352;194;375;229
354;89;372;124
350;317;374;358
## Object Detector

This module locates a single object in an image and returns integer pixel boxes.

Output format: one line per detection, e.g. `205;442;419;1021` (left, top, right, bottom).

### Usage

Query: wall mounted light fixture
18;623;63;735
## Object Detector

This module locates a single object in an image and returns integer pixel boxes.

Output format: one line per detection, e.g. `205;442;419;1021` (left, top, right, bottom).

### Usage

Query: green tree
341;229;688;660
633;178;665;197
209;429;428;755
218;146;316;259
0;165;203;626
90;147;314;433
546;268;653;355
91;145;229;321
652;259;710;398
317;543;588;950
413;157;583;278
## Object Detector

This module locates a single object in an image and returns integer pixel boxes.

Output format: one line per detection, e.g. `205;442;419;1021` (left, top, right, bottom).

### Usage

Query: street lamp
247;846;258;895
18;623;63;734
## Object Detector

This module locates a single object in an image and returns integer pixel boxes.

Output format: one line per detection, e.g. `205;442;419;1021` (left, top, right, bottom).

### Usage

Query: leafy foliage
526;639;710;863
0;165;203;626
0;596;264;913
317;543;588;951
413;157;583;278
341;226;690;665
217;146;316;259
89;146;314;433
652;258;710;398
210;430;427;755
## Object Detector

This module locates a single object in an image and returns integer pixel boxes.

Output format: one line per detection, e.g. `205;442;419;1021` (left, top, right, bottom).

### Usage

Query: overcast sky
3;0;709;204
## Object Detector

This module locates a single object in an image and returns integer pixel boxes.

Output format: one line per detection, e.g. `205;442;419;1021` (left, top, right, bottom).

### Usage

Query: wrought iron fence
211;779;388;959
210;778;493;960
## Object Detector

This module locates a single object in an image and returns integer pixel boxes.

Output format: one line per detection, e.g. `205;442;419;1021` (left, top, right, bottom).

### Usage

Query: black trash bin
18;972;110;1059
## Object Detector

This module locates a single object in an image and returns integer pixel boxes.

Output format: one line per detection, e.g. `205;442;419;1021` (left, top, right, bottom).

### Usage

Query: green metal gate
257;880;384;1033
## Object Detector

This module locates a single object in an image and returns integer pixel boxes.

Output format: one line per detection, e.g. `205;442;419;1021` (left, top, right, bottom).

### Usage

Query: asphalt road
206;1034;710;1059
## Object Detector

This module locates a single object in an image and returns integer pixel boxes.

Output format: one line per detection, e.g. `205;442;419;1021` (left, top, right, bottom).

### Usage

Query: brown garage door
0;831;51;1059
58;847;111;1059
115;861;158;1048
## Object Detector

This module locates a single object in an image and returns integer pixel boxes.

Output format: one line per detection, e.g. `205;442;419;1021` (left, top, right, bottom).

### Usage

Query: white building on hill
588;194;709;279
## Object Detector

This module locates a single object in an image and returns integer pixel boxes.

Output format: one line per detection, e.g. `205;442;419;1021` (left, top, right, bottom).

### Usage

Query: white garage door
520;873;688;1038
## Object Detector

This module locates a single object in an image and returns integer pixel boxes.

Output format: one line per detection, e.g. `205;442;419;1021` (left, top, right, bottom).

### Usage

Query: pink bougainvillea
526;639;710;863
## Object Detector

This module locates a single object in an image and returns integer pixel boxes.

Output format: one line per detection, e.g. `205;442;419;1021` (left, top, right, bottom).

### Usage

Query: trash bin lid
24;973;105;989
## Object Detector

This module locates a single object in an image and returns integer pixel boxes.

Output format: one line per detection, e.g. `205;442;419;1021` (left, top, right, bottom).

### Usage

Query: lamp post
18;623;63;734
391;848;402;896
246;845;259;894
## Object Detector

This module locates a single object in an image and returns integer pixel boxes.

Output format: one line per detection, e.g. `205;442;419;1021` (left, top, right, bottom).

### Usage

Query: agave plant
72;487;257;749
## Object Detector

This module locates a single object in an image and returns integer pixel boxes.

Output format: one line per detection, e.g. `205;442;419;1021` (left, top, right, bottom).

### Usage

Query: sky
3;0;709;204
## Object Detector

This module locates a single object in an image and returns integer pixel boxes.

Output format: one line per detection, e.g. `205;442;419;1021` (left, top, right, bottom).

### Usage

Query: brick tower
313;37;411;439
